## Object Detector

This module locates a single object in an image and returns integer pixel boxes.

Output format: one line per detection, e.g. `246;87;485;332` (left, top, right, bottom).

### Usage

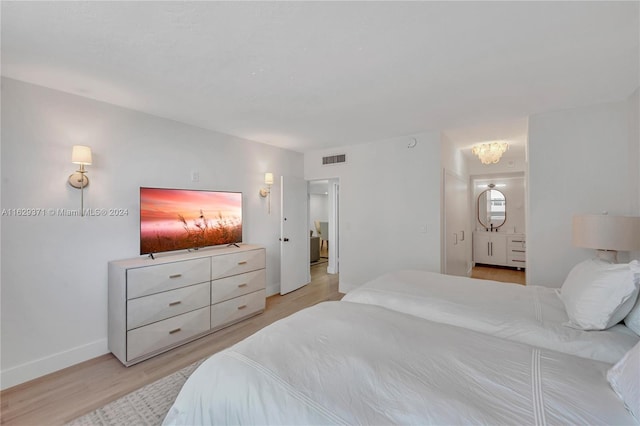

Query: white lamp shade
71;145;92;165
573;215;640;251
264;172;274;185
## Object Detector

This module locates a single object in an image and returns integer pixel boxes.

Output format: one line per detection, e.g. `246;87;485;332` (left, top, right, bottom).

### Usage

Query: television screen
140;187;242;255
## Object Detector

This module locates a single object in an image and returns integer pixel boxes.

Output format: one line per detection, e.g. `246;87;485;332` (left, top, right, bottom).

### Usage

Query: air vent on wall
322;154;346;165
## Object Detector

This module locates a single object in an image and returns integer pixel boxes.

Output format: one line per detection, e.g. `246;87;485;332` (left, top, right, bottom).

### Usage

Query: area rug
66;359;205;426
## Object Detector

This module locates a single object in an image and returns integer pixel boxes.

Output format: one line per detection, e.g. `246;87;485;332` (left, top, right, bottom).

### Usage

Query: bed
163;301;637;425
342;269;640;363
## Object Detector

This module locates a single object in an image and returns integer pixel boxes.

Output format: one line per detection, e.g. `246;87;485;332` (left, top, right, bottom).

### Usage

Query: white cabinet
109;245;266;366
473;232;526;269
507;234;526;269
473;232;507;266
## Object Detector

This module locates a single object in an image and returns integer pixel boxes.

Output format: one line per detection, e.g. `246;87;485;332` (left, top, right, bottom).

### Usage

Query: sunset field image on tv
140;187;242;255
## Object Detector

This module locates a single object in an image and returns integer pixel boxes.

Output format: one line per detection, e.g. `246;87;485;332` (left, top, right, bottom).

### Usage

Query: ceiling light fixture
472;141;509;164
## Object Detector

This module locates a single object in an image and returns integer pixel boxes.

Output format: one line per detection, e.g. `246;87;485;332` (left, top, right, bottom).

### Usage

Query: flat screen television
140;187;242;255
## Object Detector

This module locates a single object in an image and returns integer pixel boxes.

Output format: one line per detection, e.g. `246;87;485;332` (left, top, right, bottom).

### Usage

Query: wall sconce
259;172;274;214
68;145;92;216
573;214;640;263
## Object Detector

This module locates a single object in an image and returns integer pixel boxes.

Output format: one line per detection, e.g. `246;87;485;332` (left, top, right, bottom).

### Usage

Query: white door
444;170;469;276
280;176;310;294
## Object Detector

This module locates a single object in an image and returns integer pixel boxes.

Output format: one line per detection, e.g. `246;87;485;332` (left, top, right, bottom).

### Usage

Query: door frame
327;180;339;274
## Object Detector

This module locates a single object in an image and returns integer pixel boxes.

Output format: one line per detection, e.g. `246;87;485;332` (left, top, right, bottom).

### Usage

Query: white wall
441;135;469;178
629;89;640;214
628;89;640;261
304;132;442;293
309;193;328;235
528;96;637;287
0;78;303;388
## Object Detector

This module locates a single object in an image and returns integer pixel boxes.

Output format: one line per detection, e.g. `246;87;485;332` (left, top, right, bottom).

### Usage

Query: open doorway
308;179;339;275
441;116;529;286
470;173;526;285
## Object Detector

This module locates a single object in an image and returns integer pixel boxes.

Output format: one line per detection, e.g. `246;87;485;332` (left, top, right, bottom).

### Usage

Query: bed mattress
342;270;639;364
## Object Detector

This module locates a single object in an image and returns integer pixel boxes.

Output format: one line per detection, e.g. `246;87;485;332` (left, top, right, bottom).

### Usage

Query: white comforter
342;270;639;364
164;302;635;425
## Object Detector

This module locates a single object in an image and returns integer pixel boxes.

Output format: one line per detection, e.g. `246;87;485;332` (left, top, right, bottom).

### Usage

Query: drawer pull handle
169;301;182;306
513;250;525;253
169;274;182;279
169;328;182;334
512;240;523;243
238;283;248;288
513;260;526;263
237;304;247;310
237;261;248;265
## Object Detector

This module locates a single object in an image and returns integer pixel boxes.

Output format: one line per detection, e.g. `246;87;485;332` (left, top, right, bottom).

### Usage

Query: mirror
477;189;506;230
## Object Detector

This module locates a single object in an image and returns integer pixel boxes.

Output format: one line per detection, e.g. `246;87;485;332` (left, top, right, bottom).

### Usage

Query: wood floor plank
471;265;526;285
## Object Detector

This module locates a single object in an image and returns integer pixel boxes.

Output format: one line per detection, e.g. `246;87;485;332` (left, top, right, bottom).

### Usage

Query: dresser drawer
211;269;266;304
508;246;526;267
507;236;526;248
508;258;527;267
211;249;265;280
127;258;210;299
509;248;526;259
211;289;266;331
127;307;210;362
127;282;210;330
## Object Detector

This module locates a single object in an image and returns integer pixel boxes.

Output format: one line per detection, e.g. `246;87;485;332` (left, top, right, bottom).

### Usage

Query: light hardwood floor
0;260;341;426
471;265;526;285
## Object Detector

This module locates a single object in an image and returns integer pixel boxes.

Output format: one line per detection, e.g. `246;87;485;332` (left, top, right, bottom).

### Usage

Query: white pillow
560;259;639;330
623;261;640;335
607;341;640;422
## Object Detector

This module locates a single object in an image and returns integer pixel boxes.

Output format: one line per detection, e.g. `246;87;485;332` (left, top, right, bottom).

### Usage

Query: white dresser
108;244;266;366
473;232;526;269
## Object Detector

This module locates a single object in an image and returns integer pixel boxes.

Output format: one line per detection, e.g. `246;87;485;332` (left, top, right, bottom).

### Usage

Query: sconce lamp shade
264;172;274;186
572;214;640;251
260;172;274;214
71;145;92;165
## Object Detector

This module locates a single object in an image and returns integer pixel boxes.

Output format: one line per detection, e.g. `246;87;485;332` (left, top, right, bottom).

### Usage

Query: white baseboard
265;282;279;297
1;338;108;390
338;280;356;294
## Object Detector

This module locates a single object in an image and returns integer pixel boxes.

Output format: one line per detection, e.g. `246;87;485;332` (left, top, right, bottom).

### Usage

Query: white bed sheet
342;270;639;364
164;302;635;426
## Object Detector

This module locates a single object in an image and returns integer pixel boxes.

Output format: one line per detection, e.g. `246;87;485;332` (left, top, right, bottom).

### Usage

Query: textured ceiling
2;1;638;153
